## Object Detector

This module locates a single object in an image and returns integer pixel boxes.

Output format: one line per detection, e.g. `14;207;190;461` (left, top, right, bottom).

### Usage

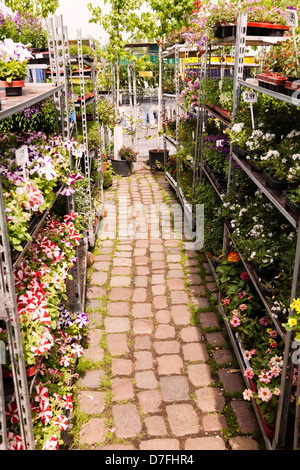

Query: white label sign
15;145;29;166
216;139;224;147
286;9;298;27
243;91;257;103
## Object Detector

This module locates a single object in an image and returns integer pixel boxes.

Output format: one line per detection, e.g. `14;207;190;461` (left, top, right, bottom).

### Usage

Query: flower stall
159;2;300;450
0;14;101;450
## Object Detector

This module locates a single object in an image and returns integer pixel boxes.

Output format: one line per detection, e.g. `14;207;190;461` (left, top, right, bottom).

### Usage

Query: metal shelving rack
75;30;104;249
0;82;66;450
162;42;202;231
195;13;300;450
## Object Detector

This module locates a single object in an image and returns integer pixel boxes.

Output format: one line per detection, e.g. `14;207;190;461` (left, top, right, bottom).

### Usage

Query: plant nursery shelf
232;151;299;228
209;35;290;47
239;79;300;108
165;171;178;192
12;184;65;269
224;225;287;338
0;83;63;120
164;133;177;147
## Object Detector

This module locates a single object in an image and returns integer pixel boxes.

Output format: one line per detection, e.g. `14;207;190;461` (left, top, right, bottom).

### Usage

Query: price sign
15;145;29;179
286;9;298;28
15;145;29;166
36;53;44;59
216;139;224;147
243;91;257;103
72;94;79;102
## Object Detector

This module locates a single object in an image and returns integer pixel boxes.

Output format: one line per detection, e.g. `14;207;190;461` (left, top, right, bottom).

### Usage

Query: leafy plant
118;145;137;162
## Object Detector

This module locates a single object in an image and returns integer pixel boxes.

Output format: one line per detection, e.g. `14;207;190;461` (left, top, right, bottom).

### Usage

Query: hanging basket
0;79;24;96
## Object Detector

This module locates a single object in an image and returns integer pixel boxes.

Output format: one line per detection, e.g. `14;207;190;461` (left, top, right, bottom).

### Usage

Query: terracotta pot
0;79;24;96
103;162;108;173
2;357;41;378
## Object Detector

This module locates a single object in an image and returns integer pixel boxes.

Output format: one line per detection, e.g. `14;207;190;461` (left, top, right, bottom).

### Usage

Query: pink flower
232;309;238;315
243;389;253;401
270;365;281;377
239;304;248;311
259;369;272;384
260;317;269;326
258;387;272;402
269;330;278;338
238;291;247;299
244;368;254;379
230;316;241;327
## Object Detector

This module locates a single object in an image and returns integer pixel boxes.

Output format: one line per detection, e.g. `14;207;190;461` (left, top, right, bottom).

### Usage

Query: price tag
216;139;224;147
15;145;29;166
243;91;257;103
286;9;298;28
15;146;29;179
36;53;44;59
72;94;79;102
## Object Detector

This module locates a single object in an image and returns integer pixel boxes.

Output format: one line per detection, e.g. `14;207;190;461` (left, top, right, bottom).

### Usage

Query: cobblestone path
73;168;261;450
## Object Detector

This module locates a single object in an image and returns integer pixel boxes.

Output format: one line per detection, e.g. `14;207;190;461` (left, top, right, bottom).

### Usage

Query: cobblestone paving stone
74;167;261;451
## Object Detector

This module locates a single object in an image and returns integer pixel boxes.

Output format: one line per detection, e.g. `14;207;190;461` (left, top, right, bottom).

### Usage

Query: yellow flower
288;317;298;327
291;298;300;314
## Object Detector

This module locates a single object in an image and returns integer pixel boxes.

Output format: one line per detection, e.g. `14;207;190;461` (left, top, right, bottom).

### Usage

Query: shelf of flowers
0;130;92;449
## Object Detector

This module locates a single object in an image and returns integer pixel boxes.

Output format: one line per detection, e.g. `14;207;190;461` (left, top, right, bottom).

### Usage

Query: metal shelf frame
189;12;300;450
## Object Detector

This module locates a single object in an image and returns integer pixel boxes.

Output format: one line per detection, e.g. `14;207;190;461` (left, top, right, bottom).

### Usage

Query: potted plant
111;145;137;176
0;38;32;96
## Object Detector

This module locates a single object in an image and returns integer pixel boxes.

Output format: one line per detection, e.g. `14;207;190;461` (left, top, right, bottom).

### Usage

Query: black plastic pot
262;170;288;189
111;159;133;177
282;190;300;215
148;149;169;170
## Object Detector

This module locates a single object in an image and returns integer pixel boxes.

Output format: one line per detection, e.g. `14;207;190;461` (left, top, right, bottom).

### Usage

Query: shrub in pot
111;145;137;176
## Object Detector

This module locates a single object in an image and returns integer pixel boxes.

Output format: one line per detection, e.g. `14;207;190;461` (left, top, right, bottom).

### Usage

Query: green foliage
4;0;59;18
0;60;28;82
118;145;137;162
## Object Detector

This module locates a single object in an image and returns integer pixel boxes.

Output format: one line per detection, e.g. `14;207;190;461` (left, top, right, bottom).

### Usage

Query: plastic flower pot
0;79;24;96
148;149;169;170
256;73;287;93
282;190;300;215
2;357;41;378
262;170;288;189
111;159;133;177
103;162;108;174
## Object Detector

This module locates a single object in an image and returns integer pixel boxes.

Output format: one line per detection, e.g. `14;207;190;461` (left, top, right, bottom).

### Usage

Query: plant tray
214;22;289;39
283;80;300;97
262;170;288;189
282;190;300;214
249;159;263;173
256;73;287;93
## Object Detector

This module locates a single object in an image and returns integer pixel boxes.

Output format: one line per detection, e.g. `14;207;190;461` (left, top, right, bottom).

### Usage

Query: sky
55;0;109;42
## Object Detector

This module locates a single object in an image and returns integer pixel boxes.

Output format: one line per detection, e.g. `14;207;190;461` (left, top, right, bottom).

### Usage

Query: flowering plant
221;189;297;279
0;38;32;82
283;298;300;340
0;11;47;49
216;251;292;428
0;135;80;252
